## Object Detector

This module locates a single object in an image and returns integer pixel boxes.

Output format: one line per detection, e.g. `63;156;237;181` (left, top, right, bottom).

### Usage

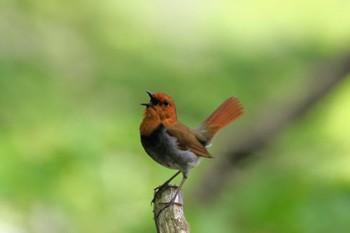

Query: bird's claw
155;199;183;218
151;183;170;205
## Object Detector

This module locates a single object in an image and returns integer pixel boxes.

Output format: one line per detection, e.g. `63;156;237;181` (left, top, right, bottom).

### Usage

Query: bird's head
141;91;177;125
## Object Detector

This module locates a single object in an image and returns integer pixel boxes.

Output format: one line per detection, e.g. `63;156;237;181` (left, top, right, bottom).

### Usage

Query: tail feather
197;97;244;142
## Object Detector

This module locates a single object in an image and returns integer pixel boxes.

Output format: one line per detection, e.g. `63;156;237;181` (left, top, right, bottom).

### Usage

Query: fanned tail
197;97;244;143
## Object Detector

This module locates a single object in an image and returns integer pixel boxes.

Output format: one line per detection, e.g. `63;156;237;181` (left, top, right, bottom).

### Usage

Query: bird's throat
140;111;161;136
140;108;177;136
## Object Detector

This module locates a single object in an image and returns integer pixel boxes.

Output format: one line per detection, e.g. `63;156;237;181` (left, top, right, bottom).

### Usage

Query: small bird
140;91;244;208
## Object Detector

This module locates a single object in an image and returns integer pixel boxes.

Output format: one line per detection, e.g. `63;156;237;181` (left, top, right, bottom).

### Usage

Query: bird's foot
153;182;169;192
155;195;183;218
151;183;171;205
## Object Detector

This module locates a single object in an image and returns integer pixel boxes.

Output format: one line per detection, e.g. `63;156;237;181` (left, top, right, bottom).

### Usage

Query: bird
140;91;244;210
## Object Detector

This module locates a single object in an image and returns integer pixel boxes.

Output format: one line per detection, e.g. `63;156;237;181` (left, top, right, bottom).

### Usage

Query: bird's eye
163;100;169;106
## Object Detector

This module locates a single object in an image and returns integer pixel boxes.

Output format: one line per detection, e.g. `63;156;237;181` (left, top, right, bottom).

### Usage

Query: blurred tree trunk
194;53;350;201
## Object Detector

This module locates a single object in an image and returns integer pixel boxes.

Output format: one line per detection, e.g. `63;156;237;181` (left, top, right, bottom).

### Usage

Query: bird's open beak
141;91;155;107
146;90;154;99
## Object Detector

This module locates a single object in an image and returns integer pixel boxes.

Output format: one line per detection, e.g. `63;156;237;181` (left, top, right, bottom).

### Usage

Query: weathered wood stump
153;185;190;233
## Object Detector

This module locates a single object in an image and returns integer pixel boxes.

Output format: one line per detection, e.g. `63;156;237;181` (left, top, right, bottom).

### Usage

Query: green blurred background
1;0;350;232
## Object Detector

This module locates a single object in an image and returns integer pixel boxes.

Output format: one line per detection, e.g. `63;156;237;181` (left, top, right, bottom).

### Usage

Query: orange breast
140;107;162;136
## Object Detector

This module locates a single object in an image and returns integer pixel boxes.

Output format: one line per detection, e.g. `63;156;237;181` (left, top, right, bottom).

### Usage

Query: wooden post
153;185;191;233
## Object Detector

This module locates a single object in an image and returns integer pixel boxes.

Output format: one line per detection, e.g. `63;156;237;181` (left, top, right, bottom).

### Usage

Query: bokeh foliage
1;0;350;232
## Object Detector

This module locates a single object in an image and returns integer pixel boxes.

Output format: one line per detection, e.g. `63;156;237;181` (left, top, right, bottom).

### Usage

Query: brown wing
166;122;213;158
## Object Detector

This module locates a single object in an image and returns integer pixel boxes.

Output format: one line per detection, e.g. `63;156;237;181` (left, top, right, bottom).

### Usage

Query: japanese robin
140;91;244;209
